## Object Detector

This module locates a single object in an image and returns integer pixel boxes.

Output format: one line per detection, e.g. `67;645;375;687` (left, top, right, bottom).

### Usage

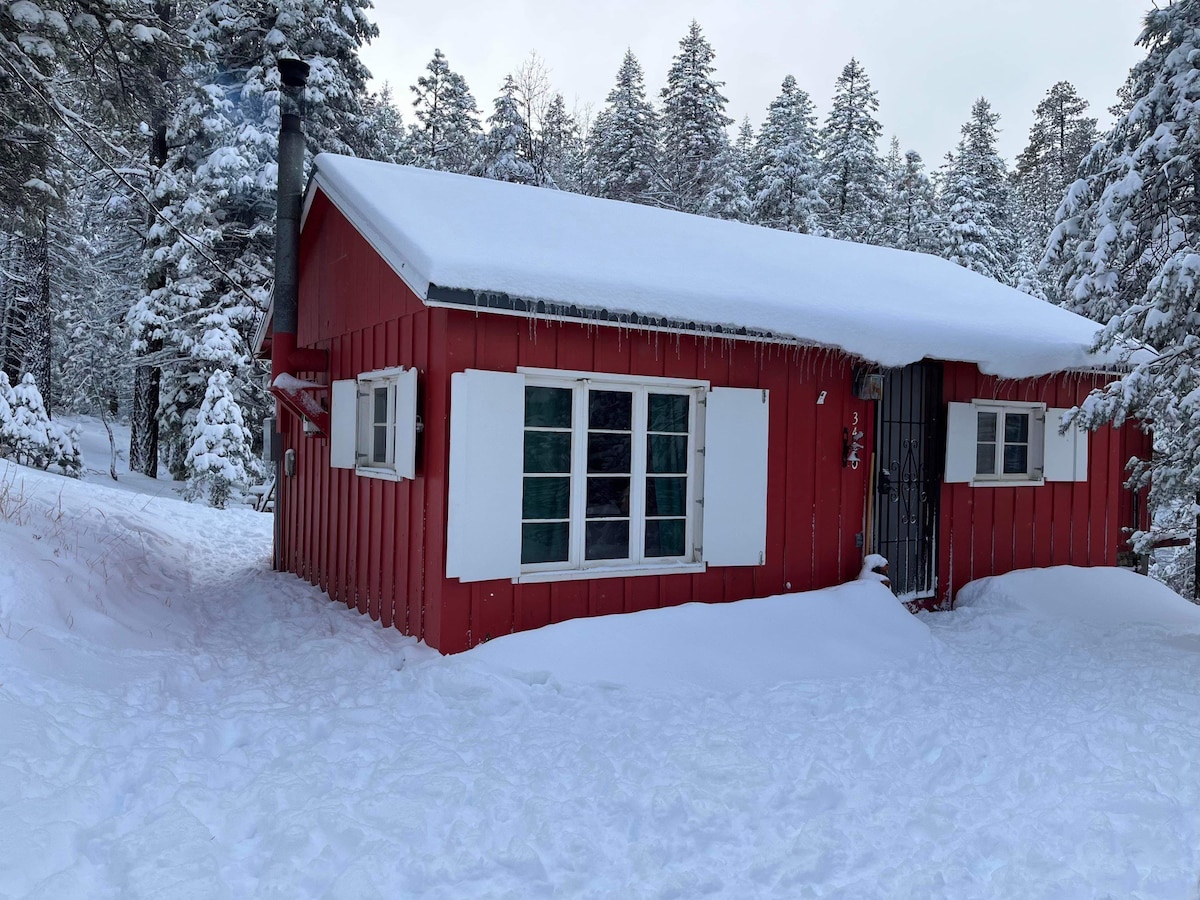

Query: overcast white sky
360;0;1148;166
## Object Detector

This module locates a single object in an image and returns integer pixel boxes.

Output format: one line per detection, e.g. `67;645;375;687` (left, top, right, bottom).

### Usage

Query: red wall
937;361;1149;606
279;190;1151;653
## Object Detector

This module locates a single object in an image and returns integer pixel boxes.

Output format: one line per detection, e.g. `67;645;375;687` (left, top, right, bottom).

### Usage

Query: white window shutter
1044;407;1088;482
393;367;418;480
446;369;525;582
329;379;357;469
702;387;769;567
944;402;977;483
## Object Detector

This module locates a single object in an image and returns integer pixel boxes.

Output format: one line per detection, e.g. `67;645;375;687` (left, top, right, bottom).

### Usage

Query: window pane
522;522;569;564
645;519;685;558
525;386;572;428
1005;413;1029;443
646;477;687;516
648;394;689;433
524;431;571;473
373;386;389;425
587;433;631;474
976;443;996;475
648;434;688;474
1003;445;1029;475
586;477;630;517
373;424;388;463
588;390;632;431
977;411;997;443
585;520;629;560
523;477;570;520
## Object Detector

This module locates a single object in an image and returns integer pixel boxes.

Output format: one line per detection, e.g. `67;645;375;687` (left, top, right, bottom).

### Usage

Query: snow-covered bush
184;370;257;509
0;373;82;477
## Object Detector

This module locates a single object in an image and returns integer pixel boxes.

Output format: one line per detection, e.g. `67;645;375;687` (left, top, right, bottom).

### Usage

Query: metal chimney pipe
271;57;311;382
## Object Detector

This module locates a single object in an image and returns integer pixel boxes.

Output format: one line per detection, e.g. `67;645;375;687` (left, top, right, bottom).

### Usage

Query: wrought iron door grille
874;362;942;600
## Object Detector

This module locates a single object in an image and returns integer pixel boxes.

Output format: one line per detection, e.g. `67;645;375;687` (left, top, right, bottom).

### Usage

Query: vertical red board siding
937;363;1132;605
283;191;1138;653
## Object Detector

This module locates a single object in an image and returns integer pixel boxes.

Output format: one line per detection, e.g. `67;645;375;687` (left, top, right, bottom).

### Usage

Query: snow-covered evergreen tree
939;98;1016;283
889;150;940;254
749;75;824;233
585;50;658;205
699;142;750;221
818;59;885;242
185;368;256;508
538;93;583;191
481;75;536;184
130;0;378;480
1011;82;1098;300
0;372;80;475
360;84;412;164
409;48;481;174
657;20;732;213
1045;0;1200;547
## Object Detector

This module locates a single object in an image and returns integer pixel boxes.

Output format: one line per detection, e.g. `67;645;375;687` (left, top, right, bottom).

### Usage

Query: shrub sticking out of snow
0;372;81;477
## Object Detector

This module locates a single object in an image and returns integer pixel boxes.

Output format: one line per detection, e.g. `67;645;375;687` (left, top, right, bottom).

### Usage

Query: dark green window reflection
584;520;629;560
588;390;632;431
646;477;686;516
586;477;630;517
648;393;688;433
647;434;688;474
645;519;685;558
522;522;569;564
523;477;570;520
525;386;572;428
524;431;571;473
588;433;631;474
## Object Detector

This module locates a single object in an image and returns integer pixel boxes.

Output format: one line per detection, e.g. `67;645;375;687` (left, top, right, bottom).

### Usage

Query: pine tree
658;20;732;213
409;48;481;174
585;50;659;205
130;0;378;480
538;93;583;191
818;59;885;242
481;75;536;184
749;75;824;233
360;84;412;164
0;372;80;474
939;98;1016;283
1044;0;1200;547
185;368;256;508
1011;82;1098;299
890;150;940;254
699;142;750;221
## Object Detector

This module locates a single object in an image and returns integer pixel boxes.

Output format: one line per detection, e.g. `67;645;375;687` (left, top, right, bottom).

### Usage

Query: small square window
972;405;1041;482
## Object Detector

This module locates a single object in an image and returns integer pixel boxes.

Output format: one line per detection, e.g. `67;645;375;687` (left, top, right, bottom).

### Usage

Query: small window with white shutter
329;367;418;480
945;400;1088;486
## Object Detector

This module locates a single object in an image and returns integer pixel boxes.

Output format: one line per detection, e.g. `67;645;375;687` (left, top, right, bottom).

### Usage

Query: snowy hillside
1;440;1199;897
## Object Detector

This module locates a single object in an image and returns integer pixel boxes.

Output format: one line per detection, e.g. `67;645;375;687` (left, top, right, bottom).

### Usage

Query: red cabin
261;155;1150;654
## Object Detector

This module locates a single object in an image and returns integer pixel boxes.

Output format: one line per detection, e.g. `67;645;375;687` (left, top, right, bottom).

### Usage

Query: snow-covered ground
2;426;1200;898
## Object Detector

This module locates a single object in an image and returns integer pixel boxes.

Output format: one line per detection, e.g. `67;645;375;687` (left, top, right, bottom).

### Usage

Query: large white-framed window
520;376;699;573
329;366;418;480
445;368;770;584
945;400;1088;487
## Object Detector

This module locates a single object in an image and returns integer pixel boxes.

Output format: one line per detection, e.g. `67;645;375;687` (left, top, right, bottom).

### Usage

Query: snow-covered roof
308;153;1123;378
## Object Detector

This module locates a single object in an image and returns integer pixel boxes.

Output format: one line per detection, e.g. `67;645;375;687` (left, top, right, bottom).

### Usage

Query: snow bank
312;154;1135;378
468;581;931;691
956;565;1200;628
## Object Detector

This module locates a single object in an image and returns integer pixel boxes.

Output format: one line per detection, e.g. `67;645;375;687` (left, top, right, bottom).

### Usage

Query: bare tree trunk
129;119;169;477
23;209;52;414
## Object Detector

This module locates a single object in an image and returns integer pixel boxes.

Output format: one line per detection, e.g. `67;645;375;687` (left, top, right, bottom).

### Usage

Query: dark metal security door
874;362;942;600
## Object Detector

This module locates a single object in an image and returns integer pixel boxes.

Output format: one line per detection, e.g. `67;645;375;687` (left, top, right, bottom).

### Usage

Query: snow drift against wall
310;154;1134;379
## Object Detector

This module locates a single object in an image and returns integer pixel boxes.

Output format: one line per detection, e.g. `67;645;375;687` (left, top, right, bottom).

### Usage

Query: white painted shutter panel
329;379;357;469
944;402;977;483
446;369;525;582
702;387;769;567
393;367;418;480
1043;407;1088;482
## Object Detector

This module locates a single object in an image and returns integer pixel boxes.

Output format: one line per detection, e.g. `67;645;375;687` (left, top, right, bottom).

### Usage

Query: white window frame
517;368;706;580
355;366;410;481
970;400;1046;487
